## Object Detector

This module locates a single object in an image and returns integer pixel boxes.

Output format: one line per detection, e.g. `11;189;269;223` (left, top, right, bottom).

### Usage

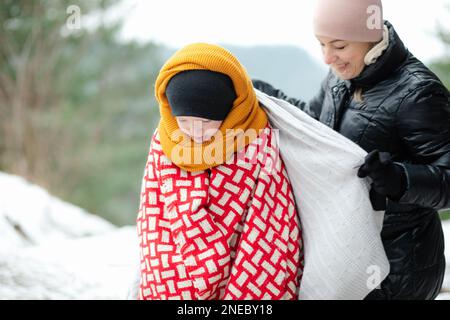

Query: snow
0;172;116;247
0;227;139;299
0;171;449;300
0;172;139;299
436;219;450;300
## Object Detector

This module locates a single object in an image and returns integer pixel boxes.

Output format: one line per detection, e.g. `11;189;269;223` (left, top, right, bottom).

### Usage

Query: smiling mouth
336;63;349;71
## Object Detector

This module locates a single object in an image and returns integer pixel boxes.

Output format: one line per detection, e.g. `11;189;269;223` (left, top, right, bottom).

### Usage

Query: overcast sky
116;0;450;64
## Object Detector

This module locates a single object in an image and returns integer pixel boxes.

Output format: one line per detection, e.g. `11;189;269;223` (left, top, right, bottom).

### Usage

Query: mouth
192;136;208;144
335;63;349;72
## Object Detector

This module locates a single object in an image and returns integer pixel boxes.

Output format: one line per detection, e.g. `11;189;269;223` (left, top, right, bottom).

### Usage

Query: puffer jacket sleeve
396;82;450;210
252;73;329;120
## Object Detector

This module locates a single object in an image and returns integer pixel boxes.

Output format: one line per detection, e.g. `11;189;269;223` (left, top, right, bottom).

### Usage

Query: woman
136;43;303;300
253;0;450;299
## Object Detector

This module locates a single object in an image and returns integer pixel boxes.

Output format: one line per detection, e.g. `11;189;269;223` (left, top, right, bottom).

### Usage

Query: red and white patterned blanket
137;125;303;300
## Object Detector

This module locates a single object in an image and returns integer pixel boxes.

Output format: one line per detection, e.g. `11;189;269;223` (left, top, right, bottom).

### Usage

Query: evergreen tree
0;0;164;225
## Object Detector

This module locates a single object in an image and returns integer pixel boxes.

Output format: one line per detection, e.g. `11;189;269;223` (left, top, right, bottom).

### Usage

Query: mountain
160;44;328;101
223;44;327;101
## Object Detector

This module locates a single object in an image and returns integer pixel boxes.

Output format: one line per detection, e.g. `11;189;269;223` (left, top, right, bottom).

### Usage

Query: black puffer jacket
253;21;450;300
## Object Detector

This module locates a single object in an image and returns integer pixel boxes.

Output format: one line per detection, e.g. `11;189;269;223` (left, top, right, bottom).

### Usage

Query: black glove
357;150;407;211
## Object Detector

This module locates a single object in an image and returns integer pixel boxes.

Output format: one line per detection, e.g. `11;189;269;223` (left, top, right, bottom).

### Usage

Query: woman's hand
357;150;407;210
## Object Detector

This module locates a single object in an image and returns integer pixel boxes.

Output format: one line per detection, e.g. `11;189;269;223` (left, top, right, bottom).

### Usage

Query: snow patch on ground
0;172;139;299
436;220;450;300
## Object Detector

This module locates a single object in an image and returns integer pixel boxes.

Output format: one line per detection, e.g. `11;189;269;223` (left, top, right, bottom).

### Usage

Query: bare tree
0;0;116;189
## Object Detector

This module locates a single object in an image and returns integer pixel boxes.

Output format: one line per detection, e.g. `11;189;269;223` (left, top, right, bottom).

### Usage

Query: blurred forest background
1;0;449;226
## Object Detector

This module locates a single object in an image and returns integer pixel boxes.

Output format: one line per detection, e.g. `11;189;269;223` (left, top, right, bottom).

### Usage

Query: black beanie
165;70;237;121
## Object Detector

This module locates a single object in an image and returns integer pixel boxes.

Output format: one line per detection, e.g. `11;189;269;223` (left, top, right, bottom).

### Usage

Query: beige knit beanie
313;0;384;42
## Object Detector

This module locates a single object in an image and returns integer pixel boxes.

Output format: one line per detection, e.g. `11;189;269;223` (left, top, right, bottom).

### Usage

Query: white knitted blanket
256;90;390;300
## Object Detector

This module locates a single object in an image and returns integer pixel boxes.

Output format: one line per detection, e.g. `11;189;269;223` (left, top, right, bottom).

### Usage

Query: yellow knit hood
155;43;268;172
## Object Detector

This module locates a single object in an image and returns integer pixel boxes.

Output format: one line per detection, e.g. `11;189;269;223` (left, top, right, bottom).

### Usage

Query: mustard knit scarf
155;43;268;172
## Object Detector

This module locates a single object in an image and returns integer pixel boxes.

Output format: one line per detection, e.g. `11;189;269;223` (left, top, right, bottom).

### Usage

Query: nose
322;47;337;65
190;120;204;140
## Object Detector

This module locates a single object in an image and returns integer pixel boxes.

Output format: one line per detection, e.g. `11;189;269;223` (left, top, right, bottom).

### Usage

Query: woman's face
176;116;222;144
317;36;374;80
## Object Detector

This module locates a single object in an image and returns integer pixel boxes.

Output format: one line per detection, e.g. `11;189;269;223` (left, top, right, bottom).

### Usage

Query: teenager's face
317;36;374;80
176;116;222;144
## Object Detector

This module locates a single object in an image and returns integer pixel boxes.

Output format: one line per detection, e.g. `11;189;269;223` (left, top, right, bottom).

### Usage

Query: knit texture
137;125;303;300
314;0;383;42
256;90;390;300
155;43;268;172
165;70;236;120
